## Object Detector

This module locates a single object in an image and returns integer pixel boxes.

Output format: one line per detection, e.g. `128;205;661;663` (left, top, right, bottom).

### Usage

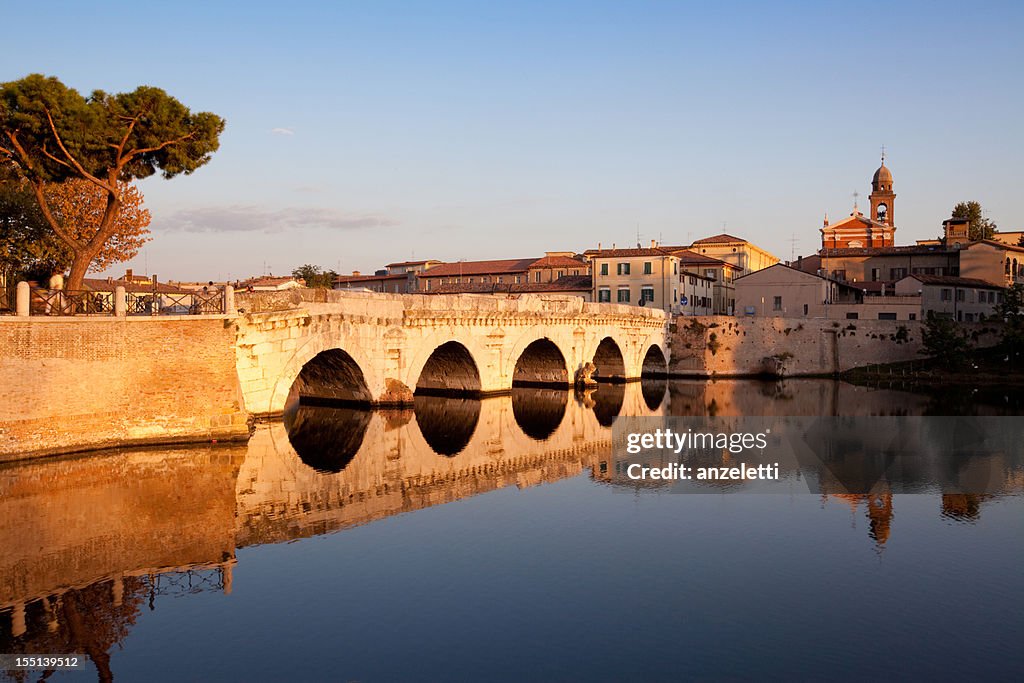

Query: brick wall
0;317;250;460
668;315;1002;376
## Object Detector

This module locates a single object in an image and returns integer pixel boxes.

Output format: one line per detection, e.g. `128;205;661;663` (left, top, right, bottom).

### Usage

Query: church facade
820;156;897;249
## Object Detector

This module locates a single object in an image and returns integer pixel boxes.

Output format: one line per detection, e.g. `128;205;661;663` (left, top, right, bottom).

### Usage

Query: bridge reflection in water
2;379;1022;679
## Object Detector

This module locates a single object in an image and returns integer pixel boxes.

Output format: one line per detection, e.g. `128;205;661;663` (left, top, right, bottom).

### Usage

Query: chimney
598;242;602;251
126;269;133;281
650;239;657;248
353;270;361;276
151;273;157;285
797;255;803;270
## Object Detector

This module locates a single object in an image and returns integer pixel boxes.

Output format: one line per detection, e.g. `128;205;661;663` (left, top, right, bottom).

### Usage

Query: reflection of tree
941;493;988;521
1;577;145;682
2;567;228;683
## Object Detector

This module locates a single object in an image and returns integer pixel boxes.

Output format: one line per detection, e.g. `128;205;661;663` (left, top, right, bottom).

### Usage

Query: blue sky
5;0;1022;280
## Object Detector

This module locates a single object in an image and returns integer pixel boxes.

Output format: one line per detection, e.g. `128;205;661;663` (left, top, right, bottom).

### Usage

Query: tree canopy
1;176;151;281
292;264;339;289
0;74;224;288
951;201;998;241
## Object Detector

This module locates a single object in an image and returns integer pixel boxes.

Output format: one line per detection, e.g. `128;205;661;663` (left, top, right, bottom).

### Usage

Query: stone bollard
224;284;235;315
114;286;127;316
16;281;30;316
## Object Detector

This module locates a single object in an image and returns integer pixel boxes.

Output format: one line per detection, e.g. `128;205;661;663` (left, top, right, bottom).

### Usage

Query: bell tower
869;151;895;227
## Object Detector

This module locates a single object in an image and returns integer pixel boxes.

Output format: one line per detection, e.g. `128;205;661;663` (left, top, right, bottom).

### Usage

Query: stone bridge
233;290;669;417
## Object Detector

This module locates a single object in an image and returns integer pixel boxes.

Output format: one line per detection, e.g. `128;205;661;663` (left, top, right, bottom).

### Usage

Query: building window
673;262;678;275
643;261;652;275
497;276;503;283
617;263;630;275
909;313;916;320
871;268;880;282
878;312;897;320
846;312;859;319
803;304;809;316
598;287;611;302
956;289;965;302
890;268;907;280
773;296;783;311
640;286;655;304
617;288;630;303
601;263;609;276
940;288;952;301
673;288;678;302
557;270;564;278
535;271;541;282
704;269;716;281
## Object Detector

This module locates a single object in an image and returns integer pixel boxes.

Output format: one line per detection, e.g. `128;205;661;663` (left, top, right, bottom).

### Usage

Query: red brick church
820;156;897;249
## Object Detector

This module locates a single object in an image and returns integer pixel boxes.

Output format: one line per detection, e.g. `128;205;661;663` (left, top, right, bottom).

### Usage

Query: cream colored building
894;274;1004;322
586;245;683;312
959;240;1024;288
687;233;779;273
734;263;863;318
678;271;714;316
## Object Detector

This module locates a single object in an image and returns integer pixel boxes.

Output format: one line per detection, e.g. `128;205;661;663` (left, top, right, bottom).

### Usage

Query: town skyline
5;1;1022;281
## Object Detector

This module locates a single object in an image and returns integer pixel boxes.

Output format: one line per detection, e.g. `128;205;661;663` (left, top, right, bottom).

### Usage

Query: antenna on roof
788;233;799;262
636;223;641;249
881;144;886;163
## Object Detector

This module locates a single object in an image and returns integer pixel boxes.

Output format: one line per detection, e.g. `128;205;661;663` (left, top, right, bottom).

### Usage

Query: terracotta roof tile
691;233;748;245
420;258;538;277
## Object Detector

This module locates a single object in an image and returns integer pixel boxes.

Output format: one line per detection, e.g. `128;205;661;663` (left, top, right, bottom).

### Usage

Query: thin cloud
158;205;397;233
270;127;295;136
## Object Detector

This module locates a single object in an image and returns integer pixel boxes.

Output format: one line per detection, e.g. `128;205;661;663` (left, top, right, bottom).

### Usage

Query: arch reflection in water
641;377;668;411
414;394;481;456
588;382;625;426
512;387;568;441
284;404;372;473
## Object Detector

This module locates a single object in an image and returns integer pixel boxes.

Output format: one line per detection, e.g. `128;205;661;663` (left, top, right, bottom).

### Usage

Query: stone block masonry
0;316;250;461
667;315;1002;376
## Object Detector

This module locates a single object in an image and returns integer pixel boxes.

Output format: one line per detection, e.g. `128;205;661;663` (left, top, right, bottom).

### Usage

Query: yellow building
687;233;779;273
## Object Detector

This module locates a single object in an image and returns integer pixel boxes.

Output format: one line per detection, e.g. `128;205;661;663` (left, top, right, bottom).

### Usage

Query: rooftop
691;233;749;245
420;258;539;277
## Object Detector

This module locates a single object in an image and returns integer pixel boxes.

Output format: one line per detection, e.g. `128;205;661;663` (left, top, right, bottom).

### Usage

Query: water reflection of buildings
0;448;242;680
2;379;1021;677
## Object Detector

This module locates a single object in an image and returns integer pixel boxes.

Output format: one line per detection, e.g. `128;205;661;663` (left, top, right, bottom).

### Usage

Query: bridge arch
512;338;570;387
267;335;381;417
641;343;668;377
287;348;373;407
592;337;627;382
415;341;482;396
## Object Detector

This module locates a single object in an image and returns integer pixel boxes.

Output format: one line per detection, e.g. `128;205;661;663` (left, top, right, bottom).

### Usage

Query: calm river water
1;379;1022;681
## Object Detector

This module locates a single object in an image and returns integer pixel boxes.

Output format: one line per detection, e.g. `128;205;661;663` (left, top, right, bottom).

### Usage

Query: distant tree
1018;234;1024;248
1;176;150;281
292;264;338;289
995;284;1024;369
920;312;970;369
0;74;224;289
951;201;998;241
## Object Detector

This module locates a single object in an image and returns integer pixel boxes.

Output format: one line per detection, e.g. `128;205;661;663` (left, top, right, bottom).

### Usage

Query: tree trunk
66;250;95;291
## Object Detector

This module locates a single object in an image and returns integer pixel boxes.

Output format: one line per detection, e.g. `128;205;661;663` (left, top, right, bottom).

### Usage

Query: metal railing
20;286;228;316
30;289;115;316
